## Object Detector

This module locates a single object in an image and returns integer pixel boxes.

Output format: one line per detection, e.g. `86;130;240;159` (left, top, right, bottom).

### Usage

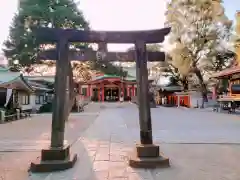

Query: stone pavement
29;102;145;180
28;102;240;180
2;102;240;179
0;103;99;180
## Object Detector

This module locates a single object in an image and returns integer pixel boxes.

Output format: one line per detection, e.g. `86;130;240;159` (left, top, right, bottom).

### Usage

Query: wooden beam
33;27;171;43
37;49;165;62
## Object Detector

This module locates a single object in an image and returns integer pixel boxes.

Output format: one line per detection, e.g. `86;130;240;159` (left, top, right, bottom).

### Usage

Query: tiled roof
28;81;52;91
0;70;52;91
0;71;33;91
92;74;136;81
0;71;22;84
25;76;55;83
211;66;240;78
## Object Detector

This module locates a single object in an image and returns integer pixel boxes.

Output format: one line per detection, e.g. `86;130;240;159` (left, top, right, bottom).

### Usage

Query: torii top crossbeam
33;27;171;43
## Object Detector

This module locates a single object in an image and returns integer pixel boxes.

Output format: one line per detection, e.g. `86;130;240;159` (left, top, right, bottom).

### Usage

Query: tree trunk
194;69;208;108
181;76;188;91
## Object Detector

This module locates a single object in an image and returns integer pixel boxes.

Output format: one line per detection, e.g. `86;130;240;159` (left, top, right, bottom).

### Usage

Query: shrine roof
25;76;55;83
0;70;33;92
211;66;240;78
92;74;136;81
0;70;52;92
155;82;183;92
28;81;52;91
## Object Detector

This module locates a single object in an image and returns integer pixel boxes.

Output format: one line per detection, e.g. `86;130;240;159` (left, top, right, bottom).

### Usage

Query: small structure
211;67;240;104
79;74;137;101
174;92;190;107
155;83;189;106
26;80;53;111
0;68;33;109
0;68;53;119
155;83;211;108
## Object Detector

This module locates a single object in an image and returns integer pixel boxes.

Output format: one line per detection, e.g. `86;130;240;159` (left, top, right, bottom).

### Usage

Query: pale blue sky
0;0;239;53
223;0;240;25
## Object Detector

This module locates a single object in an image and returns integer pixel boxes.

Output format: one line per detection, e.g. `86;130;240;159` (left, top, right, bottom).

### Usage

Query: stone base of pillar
150;102;157;108
29;145;77;172
128;144;170;168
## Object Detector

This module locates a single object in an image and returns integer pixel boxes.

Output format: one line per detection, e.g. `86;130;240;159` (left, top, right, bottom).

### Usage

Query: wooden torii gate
30;27;171;172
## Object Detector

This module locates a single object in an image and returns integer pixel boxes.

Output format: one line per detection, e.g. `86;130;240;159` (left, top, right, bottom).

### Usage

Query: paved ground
1;102;240;179
0;102;100;180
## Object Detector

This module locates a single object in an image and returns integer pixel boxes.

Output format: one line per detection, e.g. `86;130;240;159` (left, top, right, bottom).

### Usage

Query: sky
0;0;239;53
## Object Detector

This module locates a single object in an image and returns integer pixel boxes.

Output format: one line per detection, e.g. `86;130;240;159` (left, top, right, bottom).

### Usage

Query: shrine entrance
79;74;136;102
104;87;119;102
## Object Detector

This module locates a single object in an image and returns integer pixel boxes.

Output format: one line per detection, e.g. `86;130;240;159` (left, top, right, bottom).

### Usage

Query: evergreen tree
3;0;89;66
91;61;128;77
127;44;162;52
3;0;126;80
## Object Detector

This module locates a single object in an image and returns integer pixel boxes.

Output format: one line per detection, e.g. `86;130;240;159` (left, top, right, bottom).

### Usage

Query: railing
5;114;17;121
0;109;21;124
76;96;91;112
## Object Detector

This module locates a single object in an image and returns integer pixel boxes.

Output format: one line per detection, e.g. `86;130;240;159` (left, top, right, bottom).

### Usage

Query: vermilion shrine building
211;11;240;101
78;74;137;101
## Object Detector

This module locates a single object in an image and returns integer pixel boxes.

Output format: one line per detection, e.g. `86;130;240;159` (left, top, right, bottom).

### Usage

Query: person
164;96;167;105
228;101;236;113
161;96;164;105
120;94;124;103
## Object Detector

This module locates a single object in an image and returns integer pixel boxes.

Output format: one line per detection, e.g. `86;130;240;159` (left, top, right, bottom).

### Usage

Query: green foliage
39;102;53;113
8;64;22;72
91;61;128;77
213;50;236;71
127;44;162;51
3;0;126;78
146;44;162;52
3;0;89;66
169;76;179;85
217;78;229;93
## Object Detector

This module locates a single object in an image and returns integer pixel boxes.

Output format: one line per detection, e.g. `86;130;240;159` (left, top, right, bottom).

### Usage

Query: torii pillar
128;41;169;168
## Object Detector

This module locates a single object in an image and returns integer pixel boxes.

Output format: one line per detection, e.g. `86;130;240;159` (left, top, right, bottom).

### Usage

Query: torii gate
30;27;171;172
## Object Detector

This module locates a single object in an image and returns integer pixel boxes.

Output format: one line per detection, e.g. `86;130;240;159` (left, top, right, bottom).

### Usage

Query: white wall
18;92;33;110
18;92;45;111
189;91;201;108
30;94;43;111
189;91;216;108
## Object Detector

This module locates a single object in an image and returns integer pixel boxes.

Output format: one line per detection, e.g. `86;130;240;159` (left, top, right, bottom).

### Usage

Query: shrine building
78;74;138;102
